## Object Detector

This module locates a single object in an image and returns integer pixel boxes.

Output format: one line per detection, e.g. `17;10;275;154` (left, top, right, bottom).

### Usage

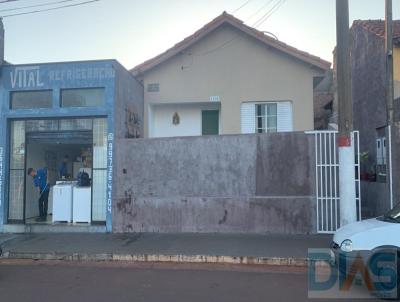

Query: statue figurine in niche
172;112;180;125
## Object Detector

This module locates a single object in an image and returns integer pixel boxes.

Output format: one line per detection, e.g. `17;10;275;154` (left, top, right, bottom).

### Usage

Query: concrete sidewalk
0;233;332;266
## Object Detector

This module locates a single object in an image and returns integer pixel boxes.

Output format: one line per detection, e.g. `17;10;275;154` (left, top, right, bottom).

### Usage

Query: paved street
0;233;331;260
0;260;379;302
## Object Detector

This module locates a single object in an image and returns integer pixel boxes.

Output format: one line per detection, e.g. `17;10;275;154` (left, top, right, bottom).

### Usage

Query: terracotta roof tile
352;19;400;43
131;12;331;74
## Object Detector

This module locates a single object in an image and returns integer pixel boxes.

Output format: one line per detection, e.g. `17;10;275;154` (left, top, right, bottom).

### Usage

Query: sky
2;0;400;69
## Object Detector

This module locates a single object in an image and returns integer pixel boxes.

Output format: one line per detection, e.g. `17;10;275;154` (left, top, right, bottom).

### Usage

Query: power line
0;0;74;12
264;0;287;25
1;0;100;17
252;0;286;28
252;0;282;27
191;0;283;57
198;37;237;56
185;0;283;58
232;0;252;14
245;0;275;22
258;0;287;28
0;0;20;3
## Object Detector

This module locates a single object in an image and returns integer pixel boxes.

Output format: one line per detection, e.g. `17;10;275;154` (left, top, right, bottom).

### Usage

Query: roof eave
131;13;331;74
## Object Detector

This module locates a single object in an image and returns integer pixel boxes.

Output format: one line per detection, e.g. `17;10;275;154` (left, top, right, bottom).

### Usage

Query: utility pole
336;0;357;226
385;0;394;209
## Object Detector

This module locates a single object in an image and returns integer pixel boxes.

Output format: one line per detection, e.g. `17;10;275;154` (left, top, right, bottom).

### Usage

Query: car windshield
382;202;400;222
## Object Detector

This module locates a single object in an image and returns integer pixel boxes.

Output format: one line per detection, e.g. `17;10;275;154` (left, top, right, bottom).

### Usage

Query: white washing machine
52;183;73;222
73;186;91;223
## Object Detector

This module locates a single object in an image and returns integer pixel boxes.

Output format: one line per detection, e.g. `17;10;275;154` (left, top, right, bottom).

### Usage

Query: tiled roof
352;19;400;44
131;11;331;75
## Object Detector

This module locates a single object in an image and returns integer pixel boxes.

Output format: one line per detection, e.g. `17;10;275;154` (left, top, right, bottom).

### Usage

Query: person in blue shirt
28;167;50;222
58;155;70;179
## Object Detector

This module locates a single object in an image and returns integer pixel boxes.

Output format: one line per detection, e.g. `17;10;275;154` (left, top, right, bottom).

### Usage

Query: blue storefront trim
0;60;123;232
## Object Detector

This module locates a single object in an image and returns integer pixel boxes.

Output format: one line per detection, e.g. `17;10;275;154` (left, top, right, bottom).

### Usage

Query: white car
331;205;400;299
332;203;400;253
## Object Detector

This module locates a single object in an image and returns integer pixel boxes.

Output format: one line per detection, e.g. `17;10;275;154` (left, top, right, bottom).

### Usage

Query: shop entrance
8;118;108;226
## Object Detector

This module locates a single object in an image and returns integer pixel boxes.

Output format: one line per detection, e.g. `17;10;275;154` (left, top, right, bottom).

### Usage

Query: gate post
338;135;357;226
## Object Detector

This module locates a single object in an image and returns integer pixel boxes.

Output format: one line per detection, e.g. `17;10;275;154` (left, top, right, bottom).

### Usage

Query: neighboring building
349;20;400;165
0;60;143;233
313;70;334;130
343;20;400;216
132;12;331;138
0;17;146;234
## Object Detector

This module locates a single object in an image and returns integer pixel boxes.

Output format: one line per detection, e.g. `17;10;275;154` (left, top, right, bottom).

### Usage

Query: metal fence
308;131;361;234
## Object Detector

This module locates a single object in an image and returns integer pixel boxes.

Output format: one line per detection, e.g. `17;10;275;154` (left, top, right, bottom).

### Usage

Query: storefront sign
0;147;3;208
10;65;116;89
107;133;114;215
49;67;115;82
11;66;44;89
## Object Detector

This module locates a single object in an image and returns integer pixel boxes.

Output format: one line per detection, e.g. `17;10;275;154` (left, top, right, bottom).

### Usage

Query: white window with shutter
241;101;293;134
241;102;256;134
277;102;293;132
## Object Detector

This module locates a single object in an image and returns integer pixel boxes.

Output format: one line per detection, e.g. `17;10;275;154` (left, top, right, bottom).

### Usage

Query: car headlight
340;239;353;252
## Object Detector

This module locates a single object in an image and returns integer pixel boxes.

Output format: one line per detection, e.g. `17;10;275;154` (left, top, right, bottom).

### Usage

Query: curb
2;252;310;267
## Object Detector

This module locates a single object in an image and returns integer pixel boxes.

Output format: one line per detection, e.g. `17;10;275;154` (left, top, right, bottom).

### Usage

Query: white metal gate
308;131;361;234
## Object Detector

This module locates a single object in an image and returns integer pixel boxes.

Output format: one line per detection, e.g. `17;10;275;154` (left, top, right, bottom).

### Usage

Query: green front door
202;110;219;135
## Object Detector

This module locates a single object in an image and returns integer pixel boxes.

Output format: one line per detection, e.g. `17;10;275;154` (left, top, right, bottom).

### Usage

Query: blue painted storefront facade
0;59;140;232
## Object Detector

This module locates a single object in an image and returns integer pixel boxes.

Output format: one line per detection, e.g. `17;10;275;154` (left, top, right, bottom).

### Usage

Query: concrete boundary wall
113;132;316;234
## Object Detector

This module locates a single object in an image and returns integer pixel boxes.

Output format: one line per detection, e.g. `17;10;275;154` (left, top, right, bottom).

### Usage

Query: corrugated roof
131;11;331;75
